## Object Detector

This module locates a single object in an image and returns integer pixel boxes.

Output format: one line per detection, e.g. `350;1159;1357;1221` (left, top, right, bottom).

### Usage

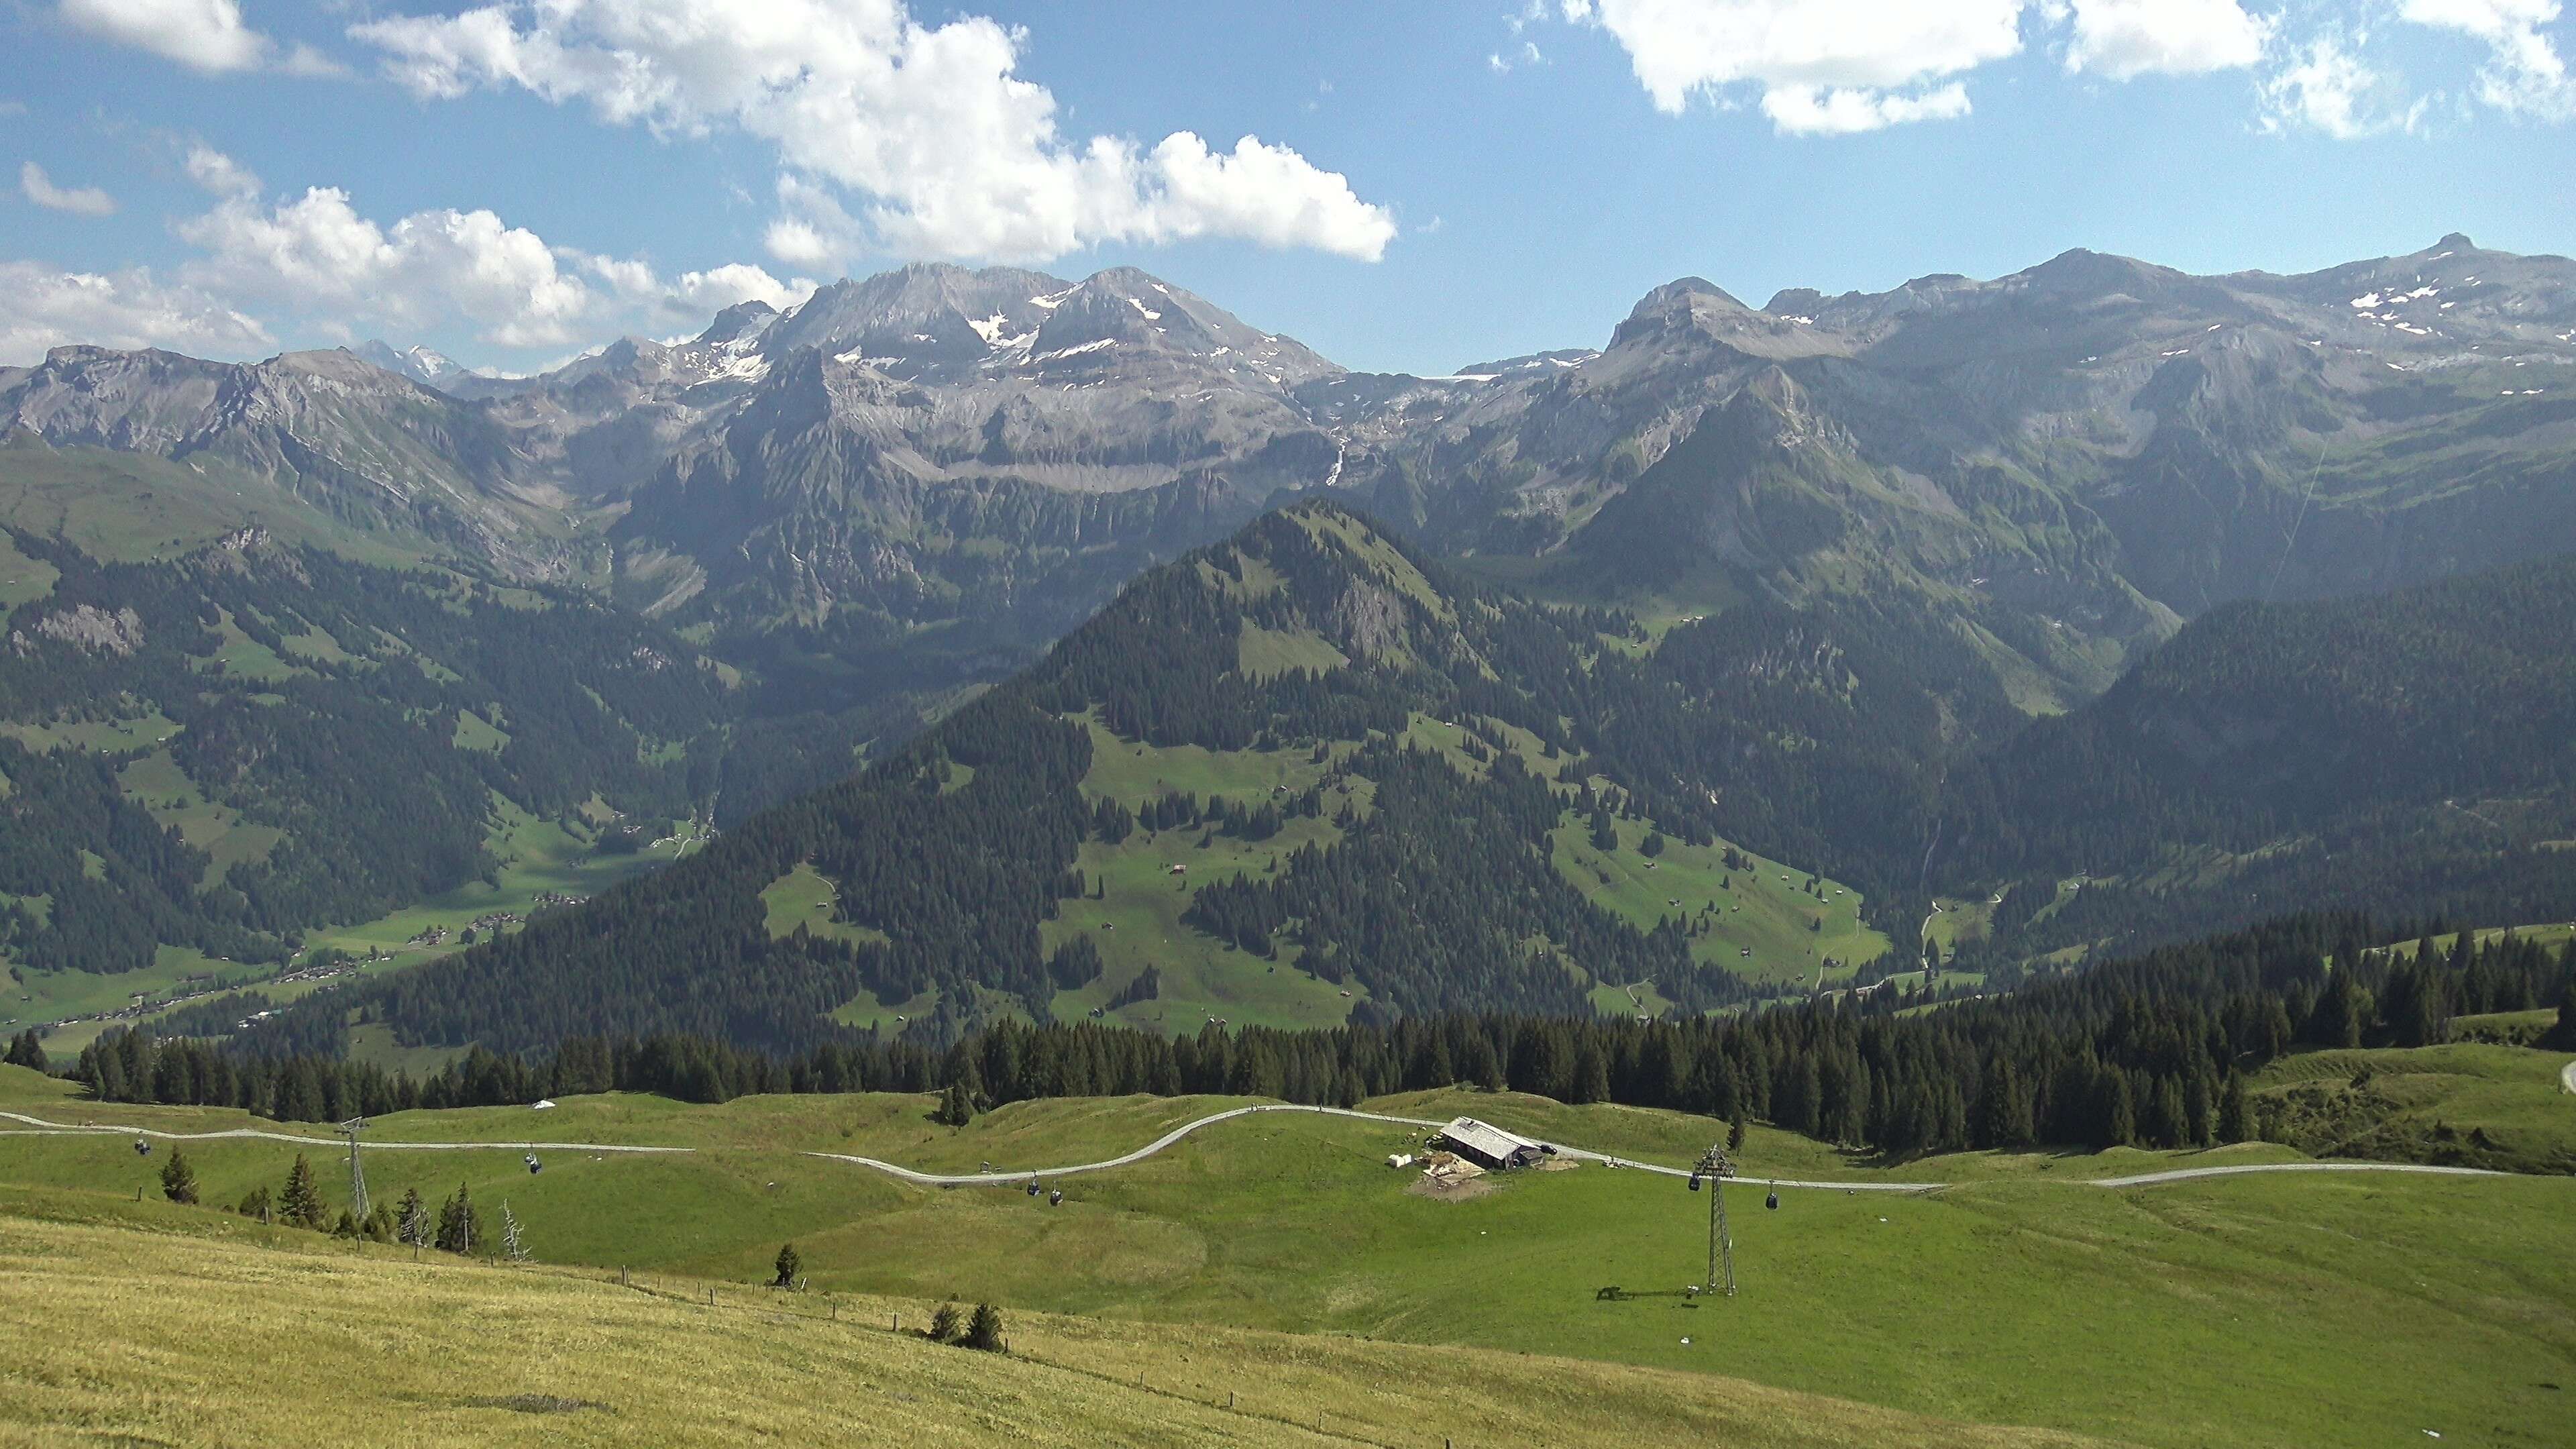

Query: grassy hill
2250;1042;2576;1173
6;1059;2569;1449
0;1192;2127;1449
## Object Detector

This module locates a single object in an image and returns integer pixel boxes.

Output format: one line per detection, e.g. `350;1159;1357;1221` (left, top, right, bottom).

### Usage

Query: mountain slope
283;501;1919;1058
1939;553;2576;961
0;525;750;982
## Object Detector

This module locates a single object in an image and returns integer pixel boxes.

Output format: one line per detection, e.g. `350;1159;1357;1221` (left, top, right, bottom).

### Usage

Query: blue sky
5;0;2572;375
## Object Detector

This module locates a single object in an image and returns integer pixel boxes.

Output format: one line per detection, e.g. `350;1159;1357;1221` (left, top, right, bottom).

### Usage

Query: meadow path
0;1104;2522;1191
0;1110;690;1155
798;1103;2512;1193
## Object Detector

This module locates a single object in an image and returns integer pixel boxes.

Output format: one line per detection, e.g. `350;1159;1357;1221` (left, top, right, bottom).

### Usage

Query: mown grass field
0;1191;2118;1449
5;1058;2569;1449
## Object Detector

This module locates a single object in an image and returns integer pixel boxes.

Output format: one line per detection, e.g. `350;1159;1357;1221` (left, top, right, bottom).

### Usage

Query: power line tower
1688;1143;1737;1297
339;1116;370;1223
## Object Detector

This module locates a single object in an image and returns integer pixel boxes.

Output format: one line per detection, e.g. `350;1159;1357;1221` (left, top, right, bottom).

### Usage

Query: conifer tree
396;1187;430;1248
928;1301;963;1343
158;1146;199;1205
2098;1071;2136;1150
435;1182;483;1254
963;1302;1006;1352
773;1242;801;1287
279;1154;326;1229
2216;1072;2252;1144
1726;1110;1746;1155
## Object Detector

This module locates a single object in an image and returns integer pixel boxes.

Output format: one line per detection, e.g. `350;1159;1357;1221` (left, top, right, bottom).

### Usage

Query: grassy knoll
1551;811;1886;989
0;529;56;609
760;863;889;949
4;1063;2569;1449
0;1193;2110;1449
2252;1042;2576;1173
1038;719;1364;1032
117;747;284;888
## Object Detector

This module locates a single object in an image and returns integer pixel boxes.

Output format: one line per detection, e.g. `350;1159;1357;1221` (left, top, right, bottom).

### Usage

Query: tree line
77;912;2576;1163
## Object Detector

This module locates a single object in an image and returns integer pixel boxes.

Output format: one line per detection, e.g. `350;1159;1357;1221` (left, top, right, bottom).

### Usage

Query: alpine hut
1434;1117;1546;1172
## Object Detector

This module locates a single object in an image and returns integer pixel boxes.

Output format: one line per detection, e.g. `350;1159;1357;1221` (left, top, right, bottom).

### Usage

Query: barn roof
1438;1116;1538;1165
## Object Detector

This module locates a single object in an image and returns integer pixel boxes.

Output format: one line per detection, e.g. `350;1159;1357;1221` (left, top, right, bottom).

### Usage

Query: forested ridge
254;502;1778;1055
1937;553;2576;961
0;526;859;973
219;500;2576;1062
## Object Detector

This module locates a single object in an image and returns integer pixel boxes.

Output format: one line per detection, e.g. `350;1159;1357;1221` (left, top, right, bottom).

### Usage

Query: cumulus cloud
58;0;268;73
1559;0;2304;132
2062;0;2271;80
143;182;806;355
2259;30;2428;137
1567;0;2025;132
347;0;1397;267
177;187;594;347
182;143;260;197
2400;0;2576;118
0;260;271;364
19;162;117;216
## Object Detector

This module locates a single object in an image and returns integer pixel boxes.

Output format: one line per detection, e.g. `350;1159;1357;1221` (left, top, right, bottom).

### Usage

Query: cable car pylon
1686;1143;1737;1297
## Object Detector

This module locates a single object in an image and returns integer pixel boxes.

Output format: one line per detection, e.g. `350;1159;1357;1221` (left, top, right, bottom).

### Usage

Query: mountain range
5;234;2573;1038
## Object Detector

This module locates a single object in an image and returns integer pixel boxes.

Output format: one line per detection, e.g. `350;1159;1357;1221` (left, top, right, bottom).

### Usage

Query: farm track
0;1110;690;1154
798;1103;2516;1193
0;1104;2527;1191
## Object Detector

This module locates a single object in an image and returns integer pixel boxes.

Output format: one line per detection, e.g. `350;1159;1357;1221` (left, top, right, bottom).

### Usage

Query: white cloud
19;162;117;217
178;186;596;348
2062;0;2271;80
1570;0;2024;132
347;0;1397;267
146;181;804;356
2259;31;2428;137
57;0;345;76
665;262;814;315
0;260;271;364
1558;1;2375;133
58;0;270;73
1762;81;1975;131
182;143;259;197
2400;0;2576;118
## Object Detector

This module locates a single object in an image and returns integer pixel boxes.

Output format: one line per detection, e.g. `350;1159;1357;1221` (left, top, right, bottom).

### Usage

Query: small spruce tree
237;1185;272;1222
927;1300;963;1343
963;1302;1006;1353
158;1146;199;1205
435;1182;483;1254
396;1187;430;1248
1726;1111;1747;1155
773;1241;802;1288
279;1154;327;1229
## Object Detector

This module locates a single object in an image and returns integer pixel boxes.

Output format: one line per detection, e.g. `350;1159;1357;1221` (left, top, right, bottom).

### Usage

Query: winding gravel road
0;1110;689;1154
1;1103;2534;1191
798;1102;2512;1193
